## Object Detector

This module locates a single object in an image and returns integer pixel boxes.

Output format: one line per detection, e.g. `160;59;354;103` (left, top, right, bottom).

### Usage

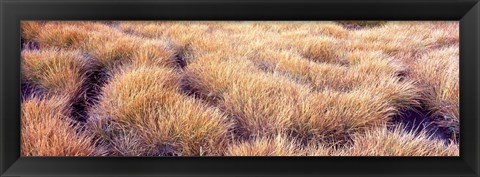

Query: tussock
292;36;347;64
337;125;459;156
185;54;310;137
21;49;88;97
21;96;98;156
88;65;233;156
412;46;459;121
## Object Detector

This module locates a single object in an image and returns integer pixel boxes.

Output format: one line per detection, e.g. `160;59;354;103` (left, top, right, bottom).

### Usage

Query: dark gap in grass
255;60;276;73
396;70;407;82
21;38;40;51
292;129;354;150
425;38;459;51
174;46;190;69
400;41;458;64
253;60;315;88
340;23;364;30
231;125;249;142
103;21;120;28
121;29;138;36
390;106;452;143
21;80;44;100
431;115;460;143
157;144;180;156
114;24;148;38
179;76;223;106
174;56;187;68
179;77;201;98
179;75;244;144
70;65;110;122
337;21;387;30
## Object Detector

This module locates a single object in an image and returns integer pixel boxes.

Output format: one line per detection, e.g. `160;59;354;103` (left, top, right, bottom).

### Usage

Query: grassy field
20;21;459;156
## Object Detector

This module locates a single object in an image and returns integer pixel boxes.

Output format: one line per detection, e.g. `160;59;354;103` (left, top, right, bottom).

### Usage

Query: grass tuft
88;65;233;156
21;49;88;97
21;96;98;156
338;125;459;156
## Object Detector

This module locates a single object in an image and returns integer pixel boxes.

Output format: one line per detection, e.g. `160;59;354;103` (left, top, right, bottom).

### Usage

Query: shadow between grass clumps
158;144;181;156
21;81;44;100
70;65;110;122
21;41;40;51
389;106;454;143
20;41;41;99
21;41;42;99
337;21;387;30
173;45;193;69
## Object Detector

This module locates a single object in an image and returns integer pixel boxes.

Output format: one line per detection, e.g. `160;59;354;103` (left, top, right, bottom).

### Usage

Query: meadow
20;21;459;156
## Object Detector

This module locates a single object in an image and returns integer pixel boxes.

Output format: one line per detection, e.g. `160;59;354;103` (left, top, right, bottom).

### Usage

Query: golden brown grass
185;49;419;141
21;96;97;156
305;125;459;156
21;49;87;97
88;65;233;156
21;21;44;42
31;22;176;72
225;135;304;156
411;46;459;121
185;54;310;137
336;126;459;156
226;125;459;156
291;36;347;64
21;21;459;156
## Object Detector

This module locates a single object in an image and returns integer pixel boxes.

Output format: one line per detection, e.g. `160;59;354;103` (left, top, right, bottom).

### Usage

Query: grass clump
295;90;395;141
185;54;310;137
36;23;90;49
21;96;98;156
291;36;347;64
21;49;88;97
411;46;459;121
88;65;233;156
338;125;459;156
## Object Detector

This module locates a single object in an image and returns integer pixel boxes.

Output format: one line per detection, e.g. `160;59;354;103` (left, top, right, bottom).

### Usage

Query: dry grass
304;125;459;156
226;125;459;156
21;21;459;156
225;135;304;156
21;49;88;100
412;46;459;121
336;126;459;156
88;65;233;156
21;21;44;42
185;54;311;137
31;22;176;72
21;96;98;156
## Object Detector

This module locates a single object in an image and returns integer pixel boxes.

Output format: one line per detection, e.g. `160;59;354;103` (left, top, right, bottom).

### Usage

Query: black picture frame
1;0;479;176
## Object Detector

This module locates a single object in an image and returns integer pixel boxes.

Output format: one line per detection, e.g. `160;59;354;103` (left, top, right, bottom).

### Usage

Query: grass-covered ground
20;21;459;156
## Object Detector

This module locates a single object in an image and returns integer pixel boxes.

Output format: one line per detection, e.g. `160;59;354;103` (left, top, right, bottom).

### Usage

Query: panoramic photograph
20;21;459;156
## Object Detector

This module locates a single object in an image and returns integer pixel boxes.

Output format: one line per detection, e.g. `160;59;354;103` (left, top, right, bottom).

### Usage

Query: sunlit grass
20;21;459;156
